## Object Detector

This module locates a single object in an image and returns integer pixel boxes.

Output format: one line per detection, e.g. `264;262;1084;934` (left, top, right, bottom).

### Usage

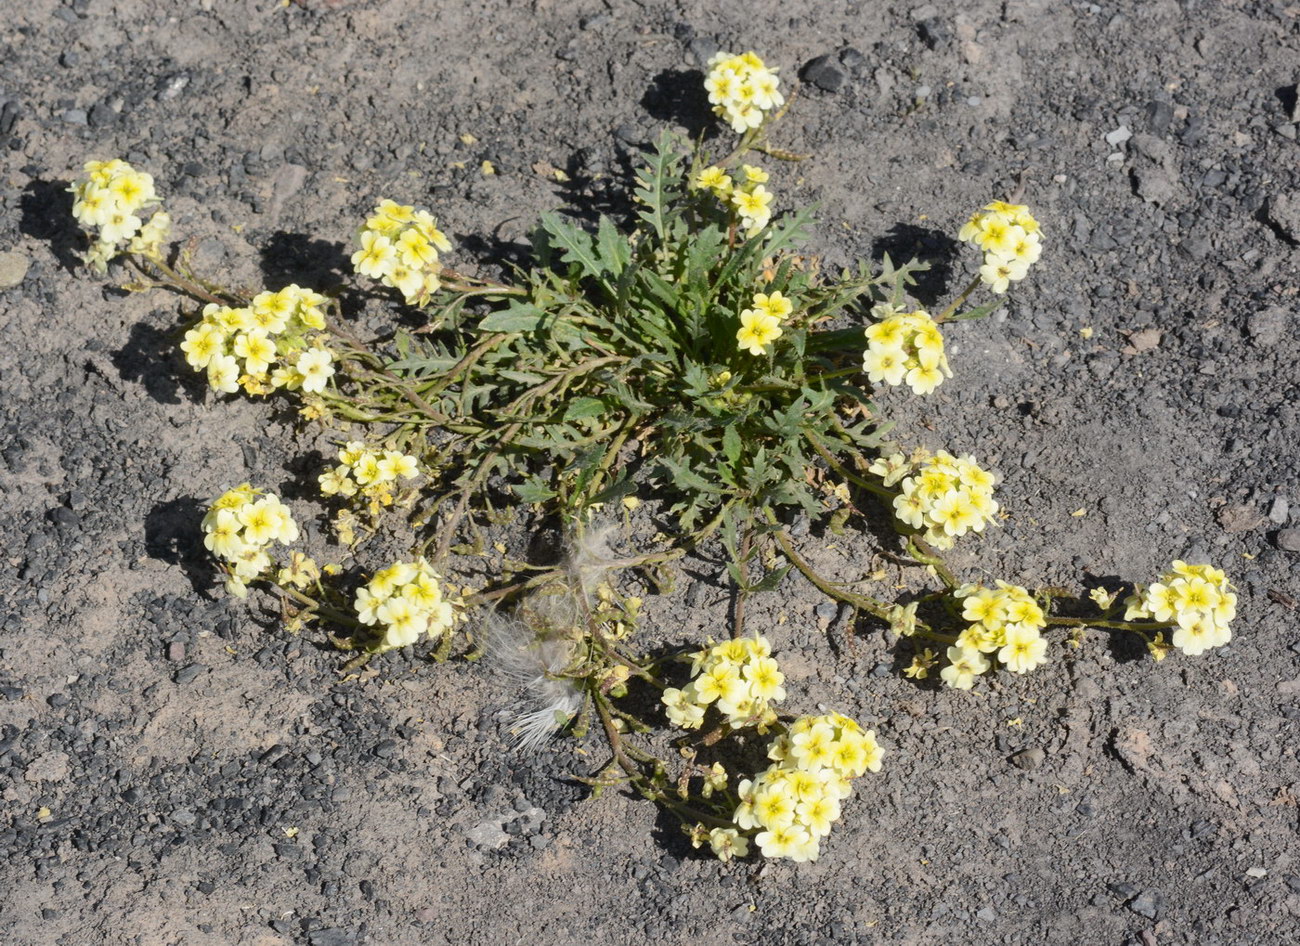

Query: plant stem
1045;617;1174;633
935;275;983;323
803;431;894;500
766;518;892;622
128;256;237;306
906;536;959;590
270;583;364;627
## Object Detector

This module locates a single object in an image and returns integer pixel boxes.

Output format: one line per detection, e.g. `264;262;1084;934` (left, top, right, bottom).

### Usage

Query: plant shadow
640;68;715;142
112;320;209;406
258;231;351;289
144;496;213;596
870;224;961;307
545;148;641;231
18;179;83;272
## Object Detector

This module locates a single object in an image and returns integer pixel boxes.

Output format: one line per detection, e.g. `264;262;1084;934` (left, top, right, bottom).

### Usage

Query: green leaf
947;299;1003;322
722;424;742;465
563;396;607;422
633;130;683;243
596;215;631;279
478;303;551;333
659;456;721;495
539;213;613;295
749;565;791;593
386;354;460;377
514;476;557;503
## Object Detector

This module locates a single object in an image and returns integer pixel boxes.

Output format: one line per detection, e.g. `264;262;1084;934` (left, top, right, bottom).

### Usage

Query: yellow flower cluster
704;51;784;133
355;558;460;650
735;288;794;355
862;304;952;395
732;713;883;862
68;159;170;272
201;484;299;598
318;441;421;511
1124;561;1236;656
694;163;774;237
661;635;785;730
871;449;999;550
180;287;335;398
958;201;1044;294
351;198;452;307
941;581;1049;689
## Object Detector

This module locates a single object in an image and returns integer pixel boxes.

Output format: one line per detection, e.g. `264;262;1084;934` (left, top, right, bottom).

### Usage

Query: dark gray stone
801;56;846;93
1128;889;1163;919
1275;528;1300;552
174;664;207;685
87;102;116;128
917;18;952;49
307;930;355;946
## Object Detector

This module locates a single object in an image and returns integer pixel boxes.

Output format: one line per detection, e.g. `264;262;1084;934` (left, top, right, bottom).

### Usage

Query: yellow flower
796;795;841;837
705;50;784;133
692;663;741;706
905;363;945;396
396;228;438;268
979;256;1030;294
752;290;792;320
377;450;420;480
753;786;797;830
743;656;786;702
412;210;453;253
251;289;295;333
352;230;397;279
736;308;782;355
755;824;816;862
708;827;749;862
863;345;908;386
180;323;224;370
693;165;733;195
319;466;358;497
731;185;773;229
233;330;277;376
296;348;335;394
998;625;1048;674
202;509;245;560
206;353;241;394
940;645;989;690
376;596;426;647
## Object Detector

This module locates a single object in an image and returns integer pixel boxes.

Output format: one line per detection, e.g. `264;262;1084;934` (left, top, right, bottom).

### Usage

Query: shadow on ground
144;495;213;595
870;223;960;306
112;320;210;406
18;179;83;272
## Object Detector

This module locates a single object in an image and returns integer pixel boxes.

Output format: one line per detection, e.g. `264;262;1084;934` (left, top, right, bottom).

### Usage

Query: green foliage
386;133;929;548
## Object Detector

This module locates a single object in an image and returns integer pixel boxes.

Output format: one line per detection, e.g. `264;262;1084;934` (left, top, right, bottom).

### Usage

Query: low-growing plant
68;49;1237;862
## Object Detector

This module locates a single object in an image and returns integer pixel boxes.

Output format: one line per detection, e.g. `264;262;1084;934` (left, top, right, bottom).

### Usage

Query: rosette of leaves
388;132;926;563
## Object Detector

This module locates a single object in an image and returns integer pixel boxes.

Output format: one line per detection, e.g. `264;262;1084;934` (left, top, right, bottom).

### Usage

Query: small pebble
1010;746;1045;770
175;664;207;685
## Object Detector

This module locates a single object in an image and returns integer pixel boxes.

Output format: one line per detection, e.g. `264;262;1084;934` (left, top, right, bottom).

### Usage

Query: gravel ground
2;1;1300;944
